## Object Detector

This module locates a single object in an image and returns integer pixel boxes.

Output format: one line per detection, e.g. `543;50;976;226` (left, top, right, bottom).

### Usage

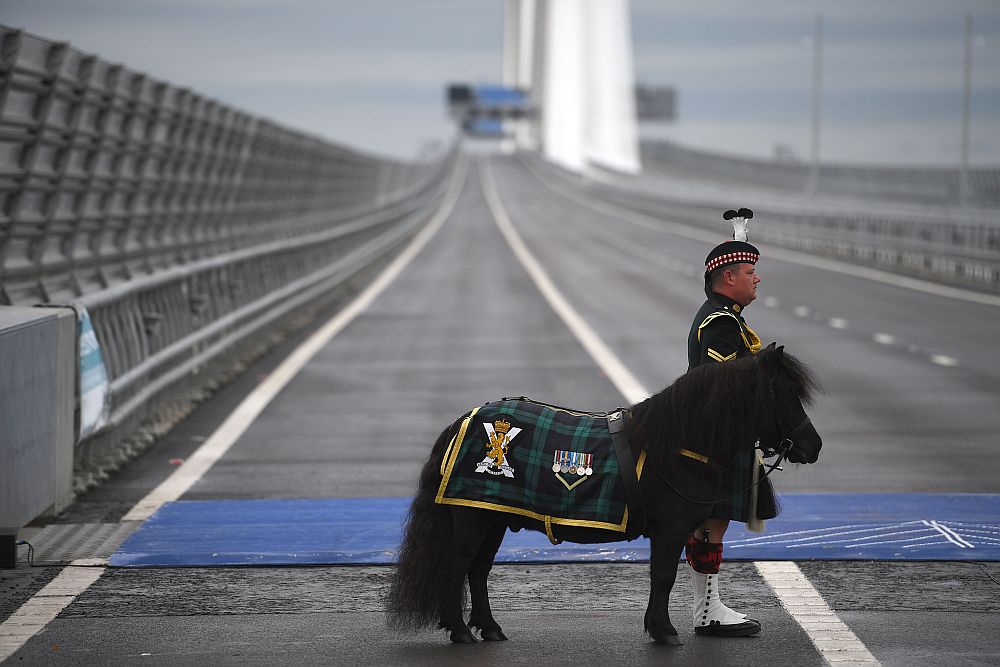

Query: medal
569;452;577;475
552;450;562;473
585;453;594;475
560;452;569;474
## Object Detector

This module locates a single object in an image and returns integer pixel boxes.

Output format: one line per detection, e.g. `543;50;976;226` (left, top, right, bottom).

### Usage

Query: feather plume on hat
705;208;759;276
723;207;754;242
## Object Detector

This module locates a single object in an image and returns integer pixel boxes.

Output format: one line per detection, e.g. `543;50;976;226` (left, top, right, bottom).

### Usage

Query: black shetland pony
388;345;822;646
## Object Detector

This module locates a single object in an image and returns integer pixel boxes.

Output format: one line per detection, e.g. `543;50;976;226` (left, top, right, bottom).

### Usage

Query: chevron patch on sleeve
707;348;737;363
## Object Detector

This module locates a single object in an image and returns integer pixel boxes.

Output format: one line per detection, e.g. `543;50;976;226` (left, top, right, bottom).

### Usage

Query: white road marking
794;306;811;318
484;158;879;665
732;524;873;543
786;531;936;548
481;159;647;405
756;562;880;665
521;156;1000;309
873;333;896;345
0;566;104;662
0;156;470;661
829;318;849;329
924;520;974;548
930;354;959;367
763;296;780;308
733;523;926;546
123;155;468;523
957;527;1000;534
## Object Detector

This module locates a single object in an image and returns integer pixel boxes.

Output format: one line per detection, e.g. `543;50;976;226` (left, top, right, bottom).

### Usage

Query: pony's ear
762;343;783;367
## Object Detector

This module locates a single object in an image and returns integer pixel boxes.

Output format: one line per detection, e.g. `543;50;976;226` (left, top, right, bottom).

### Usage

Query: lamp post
959;13;973;207
807;13;823;196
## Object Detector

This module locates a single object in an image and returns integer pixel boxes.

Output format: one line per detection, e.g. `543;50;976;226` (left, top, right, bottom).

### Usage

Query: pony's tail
386;414;467;630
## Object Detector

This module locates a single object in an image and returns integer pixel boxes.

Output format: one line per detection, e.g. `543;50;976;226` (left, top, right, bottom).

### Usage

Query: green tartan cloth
435;399;644;536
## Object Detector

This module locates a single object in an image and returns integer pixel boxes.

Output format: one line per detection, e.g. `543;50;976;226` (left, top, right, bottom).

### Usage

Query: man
684;208;775;637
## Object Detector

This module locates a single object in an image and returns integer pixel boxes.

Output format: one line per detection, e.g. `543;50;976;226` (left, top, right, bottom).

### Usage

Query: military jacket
685;292;774;523
687;293;762;371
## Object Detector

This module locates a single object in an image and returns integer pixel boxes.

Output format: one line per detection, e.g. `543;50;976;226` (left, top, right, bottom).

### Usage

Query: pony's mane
776;349;821;407
627;347;819;472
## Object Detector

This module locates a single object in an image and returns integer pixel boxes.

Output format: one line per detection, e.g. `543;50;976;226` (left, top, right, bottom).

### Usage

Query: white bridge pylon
503;0;641;174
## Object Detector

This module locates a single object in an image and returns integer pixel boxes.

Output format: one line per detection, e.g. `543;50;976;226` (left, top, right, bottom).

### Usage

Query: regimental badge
475;419;521;478
552;450;593;490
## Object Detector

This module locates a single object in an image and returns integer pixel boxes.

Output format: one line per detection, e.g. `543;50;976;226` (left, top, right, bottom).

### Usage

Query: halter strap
787;415;812;439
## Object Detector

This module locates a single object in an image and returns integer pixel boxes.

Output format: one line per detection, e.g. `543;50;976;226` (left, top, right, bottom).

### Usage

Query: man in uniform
684;208;774;637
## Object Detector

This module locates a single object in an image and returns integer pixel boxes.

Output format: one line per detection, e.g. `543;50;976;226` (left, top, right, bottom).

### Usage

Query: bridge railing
641;140;1000;207
0;26;456;494
526;152;1000;294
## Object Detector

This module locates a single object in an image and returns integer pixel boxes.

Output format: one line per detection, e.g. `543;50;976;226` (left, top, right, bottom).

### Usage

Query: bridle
759;375;813;458
656;375;812;506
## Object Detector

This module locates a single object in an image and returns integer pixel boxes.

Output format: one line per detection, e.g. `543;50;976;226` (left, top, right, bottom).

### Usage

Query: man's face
729;263;760;306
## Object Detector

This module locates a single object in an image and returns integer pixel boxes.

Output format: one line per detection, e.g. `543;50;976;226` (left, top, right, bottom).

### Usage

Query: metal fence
641;140;1000;207
0;26;456;492
526;154;1000;294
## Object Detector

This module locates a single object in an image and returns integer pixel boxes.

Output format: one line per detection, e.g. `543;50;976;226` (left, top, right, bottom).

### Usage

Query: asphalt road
3;154;999;666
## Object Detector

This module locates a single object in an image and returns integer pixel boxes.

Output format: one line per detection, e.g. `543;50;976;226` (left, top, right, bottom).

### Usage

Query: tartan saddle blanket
435;398;646;541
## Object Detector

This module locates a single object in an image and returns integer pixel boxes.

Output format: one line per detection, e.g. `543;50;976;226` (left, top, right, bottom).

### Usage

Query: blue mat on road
109;494;1000;567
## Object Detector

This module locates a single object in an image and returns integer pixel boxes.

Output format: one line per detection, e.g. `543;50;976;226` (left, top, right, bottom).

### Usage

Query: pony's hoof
480;628;508;641
450;631;478;644
653;633;683;646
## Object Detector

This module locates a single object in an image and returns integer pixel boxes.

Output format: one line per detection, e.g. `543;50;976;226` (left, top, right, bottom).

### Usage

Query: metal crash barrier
528;148;1000;294
0;25;457;514
642;140;1000;207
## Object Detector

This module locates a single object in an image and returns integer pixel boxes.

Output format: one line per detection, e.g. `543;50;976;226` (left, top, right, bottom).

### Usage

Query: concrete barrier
0;307;75;567
0;25;457;505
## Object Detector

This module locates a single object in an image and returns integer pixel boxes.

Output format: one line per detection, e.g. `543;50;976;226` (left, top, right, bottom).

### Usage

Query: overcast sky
3;0;998;165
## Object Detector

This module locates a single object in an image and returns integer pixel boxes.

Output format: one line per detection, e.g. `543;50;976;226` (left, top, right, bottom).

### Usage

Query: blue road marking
110;493;1000;567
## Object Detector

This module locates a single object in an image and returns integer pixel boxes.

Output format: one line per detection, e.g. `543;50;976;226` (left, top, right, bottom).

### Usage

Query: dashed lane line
483;157;880;665
0;155;470;662
516;159;973;380
519;155;1000;309
518;160;968;380
930;354;959;367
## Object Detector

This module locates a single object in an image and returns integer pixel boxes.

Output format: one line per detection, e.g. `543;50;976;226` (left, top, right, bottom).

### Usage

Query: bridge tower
503;0;640;174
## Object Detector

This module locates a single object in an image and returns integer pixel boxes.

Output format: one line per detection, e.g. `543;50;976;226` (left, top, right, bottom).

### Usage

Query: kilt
435;399;645;542
710;448;777;523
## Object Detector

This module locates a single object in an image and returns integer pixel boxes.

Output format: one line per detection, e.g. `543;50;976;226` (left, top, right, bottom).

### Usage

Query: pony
387;344;822;646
